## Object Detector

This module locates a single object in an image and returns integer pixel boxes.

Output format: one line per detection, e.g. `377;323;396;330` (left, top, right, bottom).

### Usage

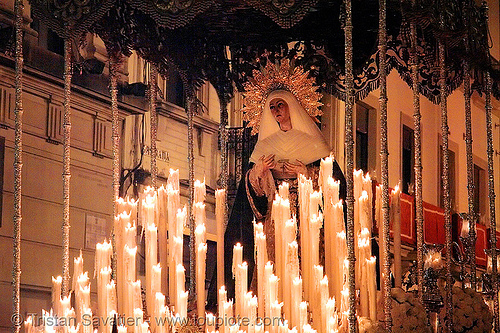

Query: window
356;103;369;172
473;163;487;224
402;125;414;195
0;136;4;227
164;69;185;108
47;29;64;56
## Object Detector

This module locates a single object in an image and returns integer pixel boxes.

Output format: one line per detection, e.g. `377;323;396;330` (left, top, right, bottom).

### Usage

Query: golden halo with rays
241;59;323;135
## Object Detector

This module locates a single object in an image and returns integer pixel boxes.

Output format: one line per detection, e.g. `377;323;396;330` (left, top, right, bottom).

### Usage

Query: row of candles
218;156;383;332
29;169;200;333
27;156;407;333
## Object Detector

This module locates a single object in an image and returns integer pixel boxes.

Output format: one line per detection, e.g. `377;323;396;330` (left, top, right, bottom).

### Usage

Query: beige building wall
0;6;222;326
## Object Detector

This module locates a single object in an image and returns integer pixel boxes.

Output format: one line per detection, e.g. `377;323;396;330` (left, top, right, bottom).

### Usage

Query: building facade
0;0;499;330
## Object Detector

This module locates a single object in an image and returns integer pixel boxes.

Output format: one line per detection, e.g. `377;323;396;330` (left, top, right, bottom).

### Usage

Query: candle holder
422;244;444;333
402;260;418;292
452;238;475;289
453;212;477;288
482;248;500;300
423;267;444;333
482;270;495;298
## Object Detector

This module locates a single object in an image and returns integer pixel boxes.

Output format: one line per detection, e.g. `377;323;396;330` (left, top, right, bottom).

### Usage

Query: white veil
249;90;331;165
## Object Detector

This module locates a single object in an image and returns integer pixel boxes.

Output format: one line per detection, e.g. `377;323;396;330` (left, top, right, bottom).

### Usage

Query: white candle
142;194;156;228
176;207;186;240
362;172;373;225
299;302;308;333
73;251;84;292
319;155;334;194
176;264;186;306
170;235;183;309
24;314;33;333
309;191;322;218
124;222;137;248
219;286;228;333
133;308;143;333
245;292;257;333
358;229;370;317
232;243;243;278
197;243;208;318
224;300;234;333
359;191;371;230
157;306;169;333
82;308;93;333
325;298;336;332
273;195;284;303
268;273;279;332
152;264;162;315
79;284;91;321
327;176;340;204
51;276;62;316
340;287;349;321
178;290;189;319
60;295;71;318
98;267;111;320
157;185;169;298
168;169;180;191
115;209;130;312
285;239;299;321
153;292;166;332
236;262;248;318
367;257;377;321
216;189;227;295
206;313;217;332
169;206;183;307
312;265;323;329
279;182;290;200
309;213;322;303
332;204;345;304
131;280;142;315
68;324;78;333
324;177;340;299
264;262;274;319
194;178;206;203
95;240;112;278
298;176;312;302
353;169;363;277
124;245;137;283
255;231;267;318
270;301;283;333
106;280;117;315
291;277;302;329
254;221;264;236
146;223;158;312
196;224;207;249
320;276;329;333
194;202;206;229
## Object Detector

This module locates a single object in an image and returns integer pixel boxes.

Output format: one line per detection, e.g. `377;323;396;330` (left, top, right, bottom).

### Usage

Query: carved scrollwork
152;0;193;13
30;0;114;39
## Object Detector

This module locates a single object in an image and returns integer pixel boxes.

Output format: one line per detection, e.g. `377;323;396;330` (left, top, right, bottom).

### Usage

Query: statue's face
269;98;290;127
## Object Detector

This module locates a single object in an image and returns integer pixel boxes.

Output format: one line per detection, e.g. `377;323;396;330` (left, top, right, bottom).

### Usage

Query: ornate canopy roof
28;0;499;106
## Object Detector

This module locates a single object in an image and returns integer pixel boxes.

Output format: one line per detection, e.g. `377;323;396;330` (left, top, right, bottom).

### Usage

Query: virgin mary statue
208;60;346;306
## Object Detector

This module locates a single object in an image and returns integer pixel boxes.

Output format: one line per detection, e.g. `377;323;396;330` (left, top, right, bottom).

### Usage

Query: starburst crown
241;59;323;135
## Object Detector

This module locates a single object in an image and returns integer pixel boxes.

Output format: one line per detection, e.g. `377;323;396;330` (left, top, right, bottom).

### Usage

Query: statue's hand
256;154;276;175
284;159;308;177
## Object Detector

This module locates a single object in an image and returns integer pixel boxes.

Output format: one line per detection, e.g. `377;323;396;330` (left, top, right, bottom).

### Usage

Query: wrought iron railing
223;126;256;205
